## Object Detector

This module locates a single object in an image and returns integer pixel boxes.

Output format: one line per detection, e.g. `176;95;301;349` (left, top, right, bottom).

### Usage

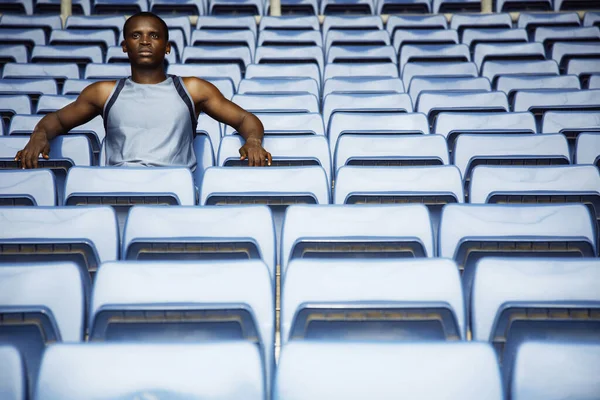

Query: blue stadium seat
34;0;90;14
320;0;374;14
107;45;177;64
454;134;570;186
565;58;598;80
0;0;32;14
497;75;581;104
190;135;215;185
386;15;448;35
209;0;263;15
514;89;600;121
223;112;324;136
191;29;256;58
35;95;76;114
462;28;528;51
204;77;235;99
472;258;600;389
36;342;265;400
326;29;390;51
162;15;192;48
408;76;491;107
238;78;319;97
377;0;430;13
496;0;551;11
584;11;600;27
274;342;502;400
576;132;600;166
417;91;509;127
511;342;600;400
232;93;319;113
218;135;332;185
0;170;55;206
434;112;537;150
49;29;115;51
451;13;512;35
324;62;399;81
555;0;598;11
282;258;464;342
518;12;581;35
169;29;195;59
0;346;24;400
327;45;396;64
322;16;383;38
61;79;96;95
328;112;430;159
0;78;57;98
84;63;129;79
535;26;600;52
0;15;61;36
0;45;27;65
323;77;404;96
482;60;560;86
31;45;102;66
92;0;147;14
199;166;330;205
393;29;458;54
182;46;252;74
542;111;600;143
440;204;596;305
335;134;449;173
122;205;276;278
402;61;478;88
246;64;321;88
168;63;242;88
0;263;84;397
281;205;435;273
65;15;125;36
196;16;257;36
259;15;320;31
433;0;480;13
266;0;319;15
474;42;546;72
258;30;322;47
323;93;413;130
150;0;204;14
552;43;600;72
400;44;471;70
0;95;31;120
0;28;45;49
255;46;323;74
2;63;79;82
589;74;600;89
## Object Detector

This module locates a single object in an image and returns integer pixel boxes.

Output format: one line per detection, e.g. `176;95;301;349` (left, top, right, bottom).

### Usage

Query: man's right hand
14;132;51;169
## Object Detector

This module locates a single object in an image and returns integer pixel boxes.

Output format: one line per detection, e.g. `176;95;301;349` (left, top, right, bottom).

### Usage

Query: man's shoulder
79;80;119;109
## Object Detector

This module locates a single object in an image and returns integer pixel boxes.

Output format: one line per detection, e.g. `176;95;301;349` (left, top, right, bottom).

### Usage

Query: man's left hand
239;138;272;167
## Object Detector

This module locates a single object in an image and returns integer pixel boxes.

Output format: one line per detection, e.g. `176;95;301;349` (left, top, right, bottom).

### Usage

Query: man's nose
140;35;150;44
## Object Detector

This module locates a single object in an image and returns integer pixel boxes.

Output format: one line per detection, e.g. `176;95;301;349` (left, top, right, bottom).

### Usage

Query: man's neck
130;67;168;84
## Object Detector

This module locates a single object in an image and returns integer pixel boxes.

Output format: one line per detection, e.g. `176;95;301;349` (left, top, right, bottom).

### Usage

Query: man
15;12;272;169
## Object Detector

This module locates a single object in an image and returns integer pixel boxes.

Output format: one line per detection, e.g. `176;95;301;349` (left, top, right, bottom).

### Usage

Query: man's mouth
138;49;153;55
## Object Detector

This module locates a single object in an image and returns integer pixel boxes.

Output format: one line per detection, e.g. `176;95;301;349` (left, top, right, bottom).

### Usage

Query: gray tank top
103;75;197;170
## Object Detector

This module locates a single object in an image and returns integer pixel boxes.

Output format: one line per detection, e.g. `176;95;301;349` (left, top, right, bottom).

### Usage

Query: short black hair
123;12;169;41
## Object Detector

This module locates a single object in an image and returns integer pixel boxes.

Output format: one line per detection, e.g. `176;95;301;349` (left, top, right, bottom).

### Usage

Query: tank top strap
102;78;127;131
170;75;198;134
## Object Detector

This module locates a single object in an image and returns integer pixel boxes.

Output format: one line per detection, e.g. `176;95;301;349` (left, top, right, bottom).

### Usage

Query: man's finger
14;150;22;162
42;144;50;159
249;151;257;167
239;147;247;160
259;152;265;167
32;152;39;169
266;151;272;166
22;152;31;169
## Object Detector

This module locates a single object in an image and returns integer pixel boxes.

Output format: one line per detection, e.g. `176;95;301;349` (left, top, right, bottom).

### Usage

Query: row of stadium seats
3;340;599;399
1;257;599;398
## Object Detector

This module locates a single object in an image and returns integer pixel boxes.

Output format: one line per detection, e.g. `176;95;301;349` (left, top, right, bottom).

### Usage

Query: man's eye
152;34;159;39
132;33;140;38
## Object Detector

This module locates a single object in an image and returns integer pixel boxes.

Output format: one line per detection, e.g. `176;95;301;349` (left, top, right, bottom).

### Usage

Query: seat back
0;169;55;206
0;346;25;400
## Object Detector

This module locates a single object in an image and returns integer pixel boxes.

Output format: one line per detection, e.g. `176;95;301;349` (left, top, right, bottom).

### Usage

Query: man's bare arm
183;77;272;167
15;81;115;169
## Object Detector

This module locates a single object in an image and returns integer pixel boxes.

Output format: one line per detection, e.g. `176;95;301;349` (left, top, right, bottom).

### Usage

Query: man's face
122;16;170;67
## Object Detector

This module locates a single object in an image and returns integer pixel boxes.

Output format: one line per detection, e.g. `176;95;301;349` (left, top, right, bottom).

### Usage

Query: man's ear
121;40;127;53
166;42;172;55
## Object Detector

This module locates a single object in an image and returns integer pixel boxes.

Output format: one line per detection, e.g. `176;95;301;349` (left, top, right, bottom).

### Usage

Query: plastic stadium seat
61;79;96;95
255;46;324;75
31;45;102;66
49;29;115;51
35;95;76;114
0;78;57;97
320;0;374;14
535;27;600;52
322;16;383;39
36;342;265;400
324;63;399;81
497;75;581;104
568;59;600;87
238;78;319;97
274;342;503;400
496;0;551;11
454;133;570;185
576;132;600;166
202;78;234;99
402;61;478;87
433;0;480;13
182;46;252;74
511;342;600;400
259;15;320;31
218;135;332;184
514;90;600;121
482;60;560;86
434;112;537;150
0;95;31;119
281;204;435;273
246;64;321;89
258;30;322;47
0;170;55;206
282;258;464;342
451;13;512;35
323;93;413;130
394;30;458;58
409;76;491;106
335;134;449;173
326;29;390;51
209;0;263;14
9;114;105;153
400;44;471;70
386;15;448;35
33;0;90;14
196;16;257;37
327;45;396;64
555;0;599;10
0;45;27;65
474;42;546;72
199;166;330;205
0;263;84;397
168;63;242;88
65;15;125;36
417;91;509;127
223;112;324;136
150;0;204;14
552;43;600;71
232;93;319;114
107;45;177;64
170;29;194;59
323;77;404;96
2;63;79;82
590;74;600;89
0;28;45;49
328;112;430;159
462;28;528;51
191;29;256;58
266;0;319;15
518;12;581;35
0;15;62;35
542;111;600;143
92;0;147;13
83;63;128;80
377;0;430;13
162;15;192;48
0;346;24;400
440;204;596;303
585;11;600;27
472;258;600;388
